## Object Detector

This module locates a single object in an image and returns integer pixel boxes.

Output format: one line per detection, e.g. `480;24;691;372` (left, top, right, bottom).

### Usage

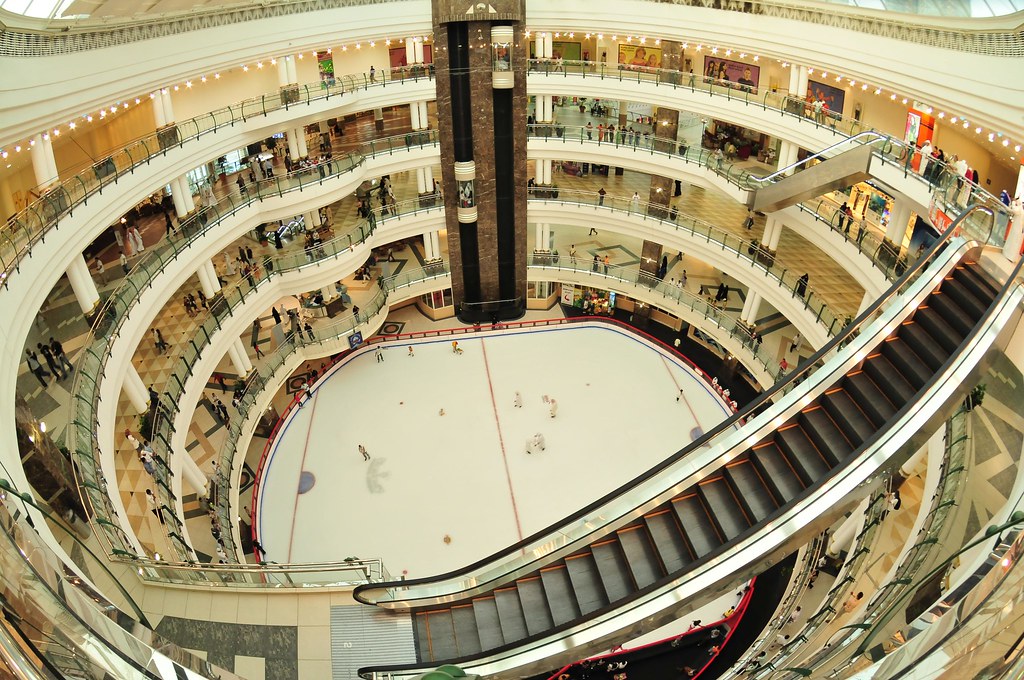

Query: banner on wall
618;44;662;69
317;52;335;87
388;44;433;68
806;80;846;118
904;108;935;147
929;199;954;234
702;56;759;94
552;41;582;61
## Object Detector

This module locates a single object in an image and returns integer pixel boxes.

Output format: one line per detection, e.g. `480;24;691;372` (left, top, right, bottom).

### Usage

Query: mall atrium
1;0;1024;678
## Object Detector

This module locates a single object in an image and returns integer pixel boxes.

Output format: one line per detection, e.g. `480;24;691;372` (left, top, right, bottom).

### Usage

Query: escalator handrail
352;204;997;607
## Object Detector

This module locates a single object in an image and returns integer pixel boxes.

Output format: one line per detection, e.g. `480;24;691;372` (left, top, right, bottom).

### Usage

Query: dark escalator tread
698;477;751;539
775;425;832;484
493;587;529;644
842;373;897;428
672;494;722;557
750;442;805;504
414;613;431;661
940;278;988;319
864;353;917;407
914;306;963;353
798;407;852;465
424;610;459;661
517;575;556;635
900;321;951;370
723;460;779;522
926;294;974;336
564;554;609;615
451;605;483;656
952;264;999;302
881;338;933;389
590;540;636;603
822;387;878;445
539;566;582;626
471;597;506;650
643;509;694;573
616;525;665;589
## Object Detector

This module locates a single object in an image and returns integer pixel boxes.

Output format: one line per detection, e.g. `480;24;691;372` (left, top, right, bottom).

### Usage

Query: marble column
66;254;101;315
122;364;150;414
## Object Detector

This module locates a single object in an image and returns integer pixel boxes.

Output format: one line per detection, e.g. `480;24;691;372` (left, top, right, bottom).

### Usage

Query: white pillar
430;231;441;260
161;89;175;123
885;200;913;246
177;176;195;213
763;216;784;251
795;65;809;103
196;263;218;299
544;32;554;59
423;232;435;260
423;166;434;192
741;290;762;323
234;338;254;371
286;56;298;85
180;453;207;497
900;444;929;478
286;130;300;159
170;180;188;218
66;255;101;314
204;261;221;291
410;102;422;130
151;92;167;127
122;364;150;414
417;101;429;129
534;223;544;251
414;38;425;64
277;58;290;87
788;65;800;97
857;290;875;316
416;168;427;194
827;511;861;557
295;127;309;158
406;38;416;65
42;134;58;184
227;342;249;375
30;135;53;188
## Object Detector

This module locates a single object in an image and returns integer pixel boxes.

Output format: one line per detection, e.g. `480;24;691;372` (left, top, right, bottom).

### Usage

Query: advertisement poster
561;284;575;306
317;52;335;87
618;44;662;69
552;41;581;61
388;44;433;68
702;57;759;93
806;80;846;117
928;200;954;235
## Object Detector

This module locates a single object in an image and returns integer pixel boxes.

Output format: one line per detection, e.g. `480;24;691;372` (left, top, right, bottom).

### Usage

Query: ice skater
548;397;558;418
526;433;546;454
676;388;685;402
375;347;384;362
534;432;546;450
358;444;370;461
408;346;415;357
513;391;523;408
297;380;312;407
451;340;463;355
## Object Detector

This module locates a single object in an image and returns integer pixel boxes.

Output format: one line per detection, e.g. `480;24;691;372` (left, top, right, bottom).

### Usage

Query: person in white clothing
630;192;640;213
549;398;558;418
534;433;546;450
513;391;523;408
918;140;932;177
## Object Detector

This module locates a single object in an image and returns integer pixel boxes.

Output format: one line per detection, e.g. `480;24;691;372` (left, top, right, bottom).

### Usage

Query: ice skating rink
256;322;736;578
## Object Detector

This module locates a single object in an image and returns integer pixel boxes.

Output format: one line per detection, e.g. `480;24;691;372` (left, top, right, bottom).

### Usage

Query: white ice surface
256;323;735;578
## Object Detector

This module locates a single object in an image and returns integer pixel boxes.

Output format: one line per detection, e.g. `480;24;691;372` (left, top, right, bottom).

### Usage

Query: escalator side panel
643;510;694;573
723;460;779;521
616;525;665;589
539;566;582;626
564;554;609;615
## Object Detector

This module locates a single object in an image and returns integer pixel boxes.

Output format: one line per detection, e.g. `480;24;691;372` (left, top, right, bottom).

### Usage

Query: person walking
795;273;809;298
358;444;371;461
790;333;801;354
592;254;600;272
152;328;169;353
549;397;558;418
304;322;315;341
743;209;755;230
407;346;415;357
37;342;64;380
93;257;106;285
513;391;523;408
49;337;74;375
119;250;129;275
352;305;360;323
253;342;265;359
271;306;281;325
297;380;312;407
25;350;50;387
145;488;165;525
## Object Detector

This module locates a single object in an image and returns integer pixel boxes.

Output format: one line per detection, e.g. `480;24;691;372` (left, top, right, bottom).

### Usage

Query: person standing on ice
513;391;523;408
548;397;558;418
534;433;546;450
452;340;463;355
297;380;311;407
358;444;370;461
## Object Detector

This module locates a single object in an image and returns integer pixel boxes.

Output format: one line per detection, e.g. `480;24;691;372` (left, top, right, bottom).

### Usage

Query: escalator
360;255;1002;668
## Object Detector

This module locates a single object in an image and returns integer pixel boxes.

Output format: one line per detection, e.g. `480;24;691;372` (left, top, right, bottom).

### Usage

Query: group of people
182;290;208;317
23;337;75;387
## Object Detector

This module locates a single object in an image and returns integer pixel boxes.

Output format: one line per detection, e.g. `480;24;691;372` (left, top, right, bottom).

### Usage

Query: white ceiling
0;0;279;19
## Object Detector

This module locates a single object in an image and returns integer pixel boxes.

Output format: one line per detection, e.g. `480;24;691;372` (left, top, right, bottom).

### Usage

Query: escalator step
424;610;458;660
493;587;529;644
881;337;932;389
698;477;751;539
900;321;951;370
414;613;431;661
864;353;917;407
750;441;806;504
539;566;582;626
517;575;556;635
822;387;878;444
914;306;963;353
451;604;482;656
643;510;693;573
617;524;665;589
940;278;988;319
926;294;974;337
672;493;722;557
471;597;506;650
723;459;779;521
798;407;852;465
590;540;635;602
952;263;999;302
842;372;896;428
564;553;609;615
775;425;832;485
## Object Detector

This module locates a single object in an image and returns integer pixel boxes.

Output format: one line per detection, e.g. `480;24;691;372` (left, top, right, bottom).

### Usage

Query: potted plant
964;383;986;411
